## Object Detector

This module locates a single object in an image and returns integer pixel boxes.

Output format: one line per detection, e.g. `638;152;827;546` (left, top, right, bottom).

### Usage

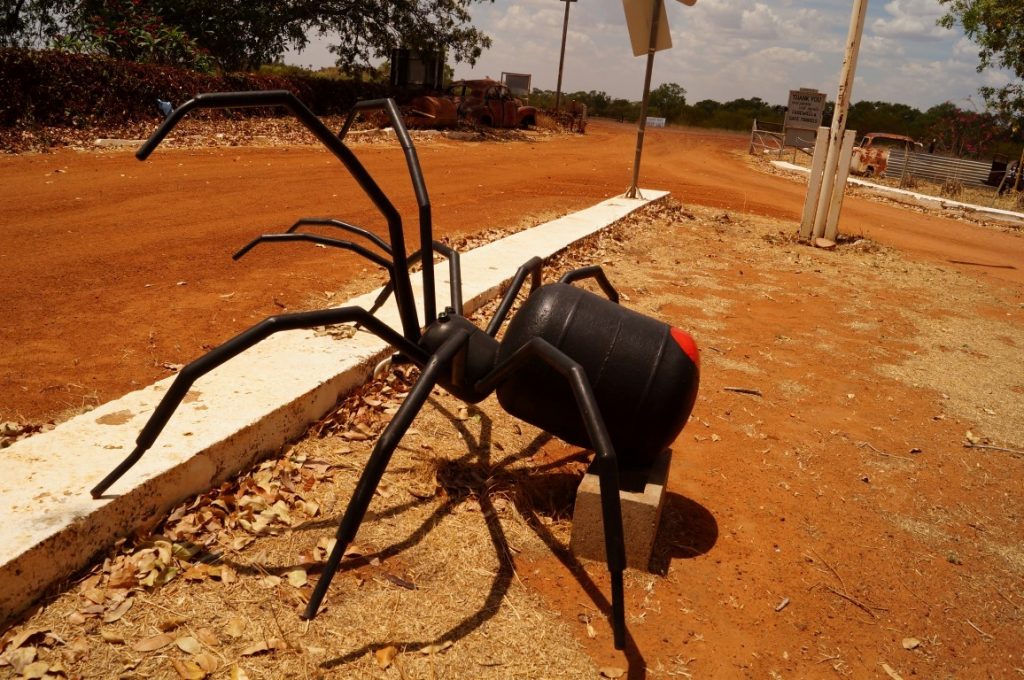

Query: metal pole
554;0;573;115
812;0;868;240
625;0;663;199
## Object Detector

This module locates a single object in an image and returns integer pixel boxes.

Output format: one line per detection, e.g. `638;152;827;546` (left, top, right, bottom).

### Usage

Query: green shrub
0;48;389;131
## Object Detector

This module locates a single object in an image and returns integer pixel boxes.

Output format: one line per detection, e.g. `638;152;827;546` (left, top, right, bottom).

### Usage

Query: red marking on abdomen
670;327;700;368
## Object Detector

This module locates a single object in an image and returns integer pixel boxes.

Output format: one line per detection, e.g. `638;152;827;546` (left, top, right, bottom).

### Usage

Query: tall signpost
623;0;696;199
554;0;578;115
800;0;869;243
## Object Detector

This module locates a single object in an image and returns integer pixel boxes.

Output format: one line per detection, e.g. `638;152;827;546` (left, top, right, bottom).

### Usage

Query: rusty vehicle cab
449;78;538;129
849;133;922;177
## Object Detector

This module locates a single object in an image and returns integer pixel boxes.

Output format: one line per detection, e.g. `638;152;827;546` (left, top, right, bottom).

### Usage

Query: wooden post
554;0;576;115
811;0;869;241
800;126;830;238
823;129;857;242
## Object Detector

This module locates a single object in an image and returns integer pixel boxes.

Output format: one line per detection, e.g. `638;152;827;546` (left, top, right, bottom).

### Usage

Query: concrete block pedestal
569;449;671;570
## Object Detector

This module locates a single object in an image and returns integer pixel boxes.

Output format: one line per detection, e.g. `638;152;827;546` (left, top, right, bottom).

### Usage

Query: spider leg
484;256;543;336
304;328;472;619
91;307;427;499
476;338;628;649
558;266;620;303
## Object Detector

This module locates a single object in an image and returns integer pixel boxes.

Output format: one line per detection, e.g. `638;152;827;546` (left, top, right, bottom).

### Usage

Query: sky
284;0;1017;112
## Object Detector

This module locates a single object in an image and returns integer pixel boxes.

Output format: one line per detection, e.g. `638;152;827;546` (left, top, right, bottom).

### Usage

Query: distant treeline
530;86;1022;160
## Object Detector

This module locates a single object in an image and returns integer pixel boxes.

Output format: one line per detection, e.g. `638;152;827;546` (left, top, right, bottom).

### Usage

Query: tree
53;0;215;71
1;0;493;73
939;1;1024;121
648;82;686;123
1;0;61;47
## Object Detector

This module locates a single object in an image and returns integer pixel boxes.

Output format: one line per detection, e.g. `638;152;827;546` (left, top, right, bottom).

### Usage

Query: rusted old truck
407;78;538;129
449;78;538;128
849;133;922;177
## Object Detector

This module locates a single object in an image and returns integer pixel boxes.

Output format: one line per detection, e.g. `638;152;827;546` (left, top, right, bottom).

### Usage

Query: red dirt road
0;120;1021;425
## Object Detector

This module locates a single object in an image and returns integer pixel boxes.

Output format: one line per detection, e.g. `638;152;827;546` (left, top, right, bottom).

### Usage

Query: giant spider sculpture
91;91;701;649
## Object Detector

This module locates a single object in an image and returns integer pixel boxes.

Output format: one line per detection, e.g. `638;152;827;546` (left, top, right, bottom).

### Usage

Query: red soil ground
1;120;1022;678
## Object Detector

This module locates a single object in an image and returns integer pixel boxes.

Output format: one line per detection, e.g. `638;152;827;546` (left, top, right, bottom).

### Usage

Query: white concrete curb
771;160;1024;225
0;189;669;624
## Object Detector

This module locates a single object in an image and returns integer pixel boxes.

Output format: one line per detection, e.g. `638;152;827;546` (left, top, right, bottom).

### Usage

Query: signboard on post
623;0;697;199
783;88;826;148
389;49;446;90
623;0;672;57
501;72;533;100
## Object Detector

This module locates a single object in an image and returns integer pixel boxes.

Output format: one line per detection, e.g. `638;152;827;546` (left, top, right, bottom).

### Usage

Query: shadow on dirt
649;492;719;575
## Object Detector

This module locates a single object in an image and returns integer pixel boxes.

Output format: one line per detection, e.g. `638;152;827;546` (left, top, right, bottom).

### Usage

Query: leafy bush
54;0;216;73
0;48;389;132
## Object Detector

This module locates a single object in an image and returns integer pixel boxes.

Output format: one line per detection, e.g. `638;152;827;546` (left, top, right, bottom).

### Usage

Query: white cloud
952;36;977;58
286;0;994;111
861;35;905;58
872;0;947;40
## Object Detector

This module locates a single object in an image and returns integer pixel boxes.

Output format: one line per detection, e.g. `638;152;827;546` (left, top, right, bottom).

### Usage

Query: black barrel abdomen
496;284;700;467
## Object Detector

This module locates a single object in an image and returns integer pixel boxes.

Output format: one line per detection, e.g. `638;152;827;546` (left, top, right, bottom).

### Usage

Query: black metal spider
91;91;701;649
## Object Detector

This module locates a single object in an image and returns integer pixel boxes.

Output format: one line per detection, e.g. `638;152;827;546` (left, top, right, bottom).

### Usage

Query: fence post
800;127;830;239
823;130;857;242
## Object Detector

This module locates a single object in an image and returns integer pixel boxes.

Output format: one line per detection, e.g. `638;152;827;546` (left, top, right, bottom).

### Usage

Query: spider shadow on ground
317;397;599;670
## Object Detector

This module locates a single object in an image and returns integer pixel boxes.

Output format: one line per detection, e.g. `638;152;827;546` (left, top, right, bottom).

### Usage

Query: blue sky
285;0;1016;111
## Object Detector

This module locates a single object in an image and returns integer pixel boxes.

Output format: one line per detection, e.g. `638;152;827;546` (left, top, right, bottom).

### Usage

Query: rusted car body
448;79;538;128
566;100;588;133
849;133;922;177
405;96;459;129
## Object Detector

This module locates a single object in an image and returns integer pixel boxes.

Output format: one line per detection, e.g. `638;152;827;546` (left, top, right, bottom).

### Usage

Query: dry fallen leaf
240;638;287;656
99;630;125;644
81;587;105;605
374;645;398;669
195;628;219;648
4;646;36;674
20;660;50;679
183;565;211;581
176;636;203;655
902;637;921;650
132;633;175;652
419;640;453;655
600;667;626;679
158;616;188;632
102;598;134;623
286;569;308;588
3;627;47;652
171;658;206;679
230;665;250;680
195;652;219;673
62;637;90;664
224;618;246;638
258;575;282;589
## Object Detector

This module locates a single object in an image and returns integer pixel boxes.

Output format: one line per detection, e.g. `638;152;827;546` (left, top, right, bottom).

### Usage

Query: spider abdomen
496;284;700;468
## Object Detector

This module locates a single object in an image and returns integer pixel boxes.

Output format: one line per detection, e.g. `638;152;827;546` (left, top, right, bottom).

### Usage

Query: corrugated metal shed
884;150;993;187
